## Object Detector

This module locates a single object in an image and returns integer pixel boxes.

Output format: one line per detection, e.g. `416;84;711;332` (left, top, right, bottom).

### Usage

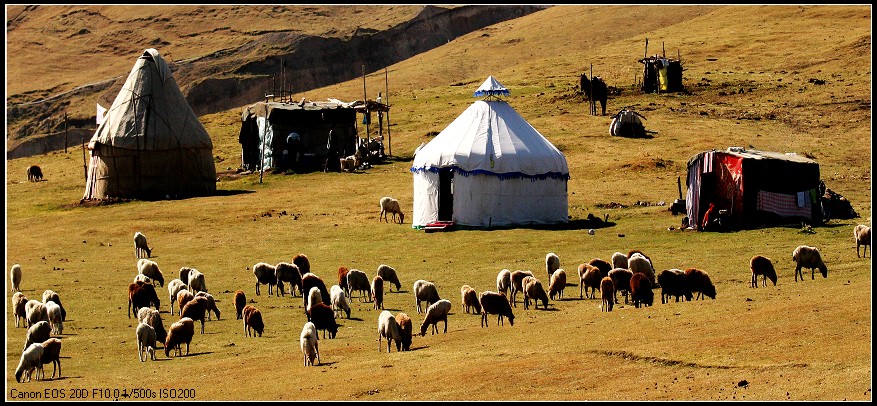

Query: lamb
337;266;350;295
309;302;339;339
548;269;567;300
195;291;221;320
546;252;560;279
292;253;311;276
253;262;278;296
27;164;43;182
496;269;512;296
13;292;28;328
243;305;264;337
137;307;167;345
176;289;194;314
588;258;612;278
377;264;402;291
134;231;152;259
460;284;482;314
234;290;246;320
42;289;66;321
579;264;602;299
25;299;49;327
395;312;413;351
15;343;44;382
167;279;187;315
600;276;614;312
136;322;157;361
379;196;405;224
377;310;402;352
628;253;657;286
629;272;654;308
137;258;164;287
306;286;323;320
330;284;352;319
24;320;51;351
45;301;63;335
413;279;441;314
346;269;372;302
300;322;320;366
372;275;385;310
509;270;535;307
749;255;778;288
479;291;515;327
276;262;303;297
420;299;452;336
165;317;195;357
11;263;22;292
792;245;828;282
854;224;870;258
608;268;633;304
522;276;549;310
301;273;331;308
187;268;207;294
683;268;716;299
180;296;209;334
611;252;628;270
657;269;692;303
39;338;62;379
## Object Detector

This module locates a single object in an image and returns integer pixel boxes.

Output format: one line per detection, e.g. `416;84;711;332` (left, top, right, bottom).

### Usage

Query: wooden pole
385;66;391;157
362;64;369;139
82;135;87;182
662;41;665;58
64;112;68;153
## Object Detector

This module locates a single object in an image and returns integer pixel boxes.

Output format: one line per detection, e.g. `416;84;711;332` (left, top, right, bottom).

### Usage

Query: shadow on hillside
463;216;616;232
213;189;255;197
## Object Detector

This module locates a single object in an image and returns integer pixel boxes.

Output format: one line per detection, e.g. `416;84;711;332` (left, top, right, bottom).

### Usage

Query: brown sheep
683;268;716;299
588;258;612;278
600;277;614;312
377;264;402;292
275;262;302;297
395;312;413;351
479;291;515;327
180;296;209;334
522;276;549;310
309;302;338;339
580;264;603;299
749;255;777;288
128;281;160;319
657;269;692;303
460;284;482;314
242;305;264;337
292;253;311;276
630;272;654;308
301;273;330;308
177;289;194;315
854;224;870;258
234;290;246;320
338;266;350;294
165;317;195;357
608;268;633;304
372;275;384;310
509;270;534;307
548;269;567;300
40;338;62;379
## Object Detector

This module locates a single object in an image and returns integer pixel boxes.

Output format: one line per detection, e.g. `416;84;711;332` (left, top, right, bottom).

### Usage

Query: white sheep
346;269;371;302
167;279;187;315
460;284;482;314
854;224;871;258
300;321;320;366
546;252;560;279
496;269;511;297
792;245;829;281
11;263;22;292
137;258;165;287
136;322;157;362
25;299;49;327
419;299;452;336
24;320;51;351
377;310;402;352
13;292;28;328
628;253;657;286
307;286;323;320
134;231;152;259
611;252;628;270
413;279;440;314
253;262;277;296
187;268;207;293
15;343;44;382
379;196;405;224
276;262;302;297
137;307;167;346
134;274;153;285
42;290;66;321
330;284;351;319
45;301;63;335
377;264;402;291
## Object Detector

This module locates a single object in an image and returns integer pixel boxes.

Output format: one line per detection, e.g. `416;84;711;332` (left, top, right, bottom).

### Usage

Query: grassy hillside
5;5;871;401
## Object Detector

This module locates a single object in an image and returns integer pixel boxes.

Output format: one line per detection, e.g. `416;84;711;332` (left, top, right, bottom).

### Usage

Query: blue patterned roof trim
473;89;511;97
411;165;570;181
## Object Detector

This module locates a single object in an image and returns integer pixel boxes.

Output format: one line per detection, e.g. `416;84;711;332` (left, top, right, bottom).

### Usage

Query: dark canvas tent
640;55;684;93
685;147;824;230
83;48;216;200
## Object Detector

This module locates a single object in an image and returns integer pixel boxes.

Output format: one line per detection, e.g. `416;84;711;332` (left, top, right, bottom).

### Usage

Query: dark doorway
438;169;454;221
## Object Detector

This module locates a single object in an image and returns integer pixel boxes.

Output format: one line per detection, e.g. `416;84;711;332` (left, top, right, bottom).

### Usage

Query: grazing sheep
27;164;43;182
377;264;402;291
340;155;358;172
195;291;221;320
588;258;612;278
496;269;512;296
379;196;405;224
292;253;311;276
657;269;692;304
306;286;323;320
243;305;264;337
479;291;515;327
854;224;871;258
13;292;28;328
629;273;654;308
253;262;277;296
165;317;195;357
137;258;164;287
234;290;246;320
611;252;628;270
181;296;209;334
176;289;194;315
302;273;331;309
460;284;482;314
548;269;567;300
24;320;51;351
749;255;778;288
378;310;402;352
395;313;413;351
420;299;452;336
628;253;657;286
40;338;62;379
372;275;385;310
330;285;351;319
509;270;535;307
134;274;153;285
25;299;49;327
11;263;22;292
167;279;186;315
346;269;372;302
683;268;717;300
45;301;63;335
546;252;560;279
337;266;350;295
522;276;549;310
136;322;157;361
15;343;44;383
413;279;441;314
187;268;207;294
137;307;167;345
600;277;614;312
178;266;195;285
309;302;339;339
792;245;829;282
42;290;66;321
608;268;633;304
134;231;152;259
300;322;320;366
276;262;303;297
580;264;602;299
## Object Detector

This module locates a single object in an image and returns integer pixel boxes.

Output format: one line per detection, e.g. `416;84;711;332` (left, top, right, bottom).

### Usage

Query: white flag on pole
96;103;107;125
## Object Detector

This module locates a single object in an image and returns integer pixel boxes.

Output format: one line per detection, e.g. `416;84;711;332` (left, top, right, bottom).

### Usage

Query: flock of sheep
9;220;871;379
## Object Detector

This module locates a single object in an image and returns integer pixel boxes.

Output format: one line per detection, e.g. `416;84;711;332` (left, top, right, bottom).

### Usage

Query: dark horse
580;73;608;116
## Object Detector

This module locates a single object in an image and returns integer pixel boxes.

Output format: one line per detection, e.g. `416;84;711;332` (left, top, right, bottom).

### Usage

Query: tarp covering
83;48;216;200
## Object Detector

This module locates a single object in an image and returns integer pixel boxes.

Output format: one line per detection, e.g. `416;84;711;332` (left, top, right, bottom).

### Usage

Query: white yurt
410;76;569;228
